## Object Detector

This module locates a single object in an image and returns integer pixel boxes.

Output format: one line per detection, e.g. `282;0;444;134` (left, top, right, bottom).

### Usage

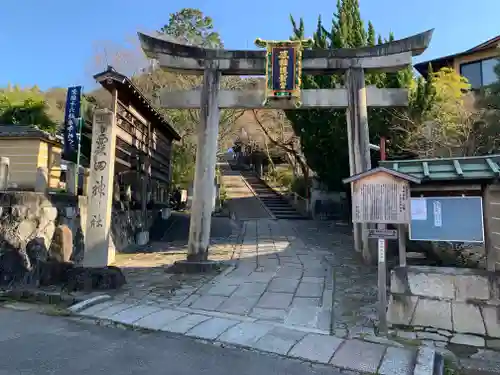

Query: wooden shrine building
71;66;181;205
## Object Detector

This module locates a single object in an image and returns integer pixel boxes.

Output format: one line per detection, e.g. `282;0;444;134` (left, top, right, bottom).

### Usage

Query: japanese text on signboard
63;86;82;155
89;112;110;229
271;47;295;93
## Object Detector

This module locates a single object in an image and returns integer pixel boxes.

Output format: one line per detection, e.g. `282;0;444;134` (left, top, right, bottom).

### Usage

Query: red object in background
380;136;386;161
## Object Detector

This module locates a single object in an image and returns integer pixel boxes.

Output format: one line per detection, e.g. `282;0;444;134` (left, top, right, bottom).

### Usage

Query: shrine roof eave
343;167;422;185
137;29;433;75
379;154;500;182
93;66;181;141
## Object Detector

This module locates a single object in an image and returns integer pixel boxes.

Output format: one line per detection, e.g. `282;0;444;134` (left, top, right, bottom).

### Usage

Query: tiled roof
0;125;61;144
379;154;500;181
414;34;500;77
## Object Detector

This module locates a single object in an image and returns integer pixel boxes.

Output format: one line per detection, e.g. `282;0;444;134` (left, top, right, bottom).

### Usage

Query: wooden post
398;225;407;267
187;61;221;262
377;225;388;336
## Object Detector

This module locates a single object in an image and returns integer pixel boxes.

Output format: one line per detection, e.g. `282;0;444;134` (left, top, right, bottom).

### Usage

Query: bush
275;168;294;190
291;176;307;197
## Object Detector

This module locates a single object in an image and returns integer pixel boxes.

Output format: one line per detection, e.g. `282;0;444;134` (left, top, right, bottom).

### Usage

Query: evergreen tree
286;0;413;190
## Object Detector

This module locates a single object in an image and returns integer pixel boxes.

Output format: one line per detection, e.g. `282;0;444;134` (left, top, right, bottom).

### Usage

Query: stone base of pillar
136;231;149;245
167;259;221;274
161;208;171;220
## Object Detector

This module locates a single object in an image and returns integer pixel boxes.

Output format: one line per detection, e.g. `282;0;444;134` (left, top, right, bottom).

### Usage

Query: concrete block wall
388;265;500;349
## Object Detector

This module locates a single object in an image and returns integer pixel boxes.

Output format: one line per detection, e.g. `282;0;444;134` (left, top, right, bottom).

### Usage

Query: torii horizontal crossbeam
138;29;433;75
159;88;408;109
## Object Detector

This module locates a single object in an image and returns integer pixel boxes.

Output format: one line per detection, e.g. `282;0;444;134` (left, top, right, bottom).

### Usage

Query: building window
460;57;500;89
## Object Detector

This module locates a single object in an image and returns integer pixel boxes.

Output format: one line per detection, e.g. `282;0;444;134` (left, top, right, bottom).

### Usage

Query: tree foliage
394;67;500;157
158;8;223;48
0;86;57;133
285;0;413;191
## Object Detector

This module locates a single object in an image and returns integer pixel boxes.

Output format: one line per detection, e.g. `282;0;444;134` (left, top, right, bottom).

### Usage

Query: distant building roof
414;34;500;78
93;66;181;141
379;154;500;182
0;125;61;145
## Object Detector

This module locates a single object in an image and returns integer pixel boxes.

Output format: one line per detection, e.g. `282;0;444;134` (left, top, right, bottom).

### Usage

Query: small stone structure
388;265;500;349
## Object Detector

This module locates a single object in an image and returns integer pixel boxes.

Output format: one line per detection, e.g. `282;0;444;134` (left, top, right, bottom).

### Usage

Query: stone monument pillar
35;167;48;193
83;109;118;267
0;157;9;190
187;61;221;262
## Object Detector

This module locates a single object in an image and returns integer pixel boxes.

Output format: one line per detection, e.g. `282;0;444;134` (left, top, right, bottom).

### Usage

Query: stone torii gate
138;30;433;263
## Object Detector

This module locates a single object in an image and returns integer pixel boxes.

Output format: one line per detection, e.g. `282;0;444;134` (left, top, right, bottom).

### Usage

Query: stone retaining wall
0;192;160;266
388;265;500;349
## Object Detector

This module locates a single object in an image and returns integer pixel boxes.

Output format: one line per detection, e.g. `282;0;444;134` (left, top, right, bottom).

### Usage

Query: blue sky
1;0;498;91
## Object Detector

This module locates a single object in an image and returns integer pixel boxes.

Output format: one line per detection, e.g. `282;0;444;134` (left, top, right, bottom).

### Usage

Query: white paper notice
433;201;442;227
411;198;427;221
378;239;385;263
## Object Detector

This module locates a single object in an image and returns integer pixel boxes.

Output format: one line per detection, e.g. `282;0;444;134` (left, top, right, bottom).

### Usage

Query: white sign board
411;198;427;221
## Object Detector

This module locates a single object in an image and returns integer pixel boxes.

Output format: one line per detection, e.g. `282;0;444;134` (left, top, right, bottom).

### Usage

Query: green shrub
291;176;307;197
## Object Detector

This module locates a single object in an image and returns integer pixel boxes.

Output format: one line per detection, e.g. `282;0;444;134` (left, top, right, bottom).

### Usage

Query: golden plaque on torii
254;38;313;108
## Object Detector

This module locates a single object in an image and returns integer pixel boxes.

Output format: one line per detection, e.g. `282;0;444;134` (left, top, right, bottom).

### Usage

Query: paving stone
162;313;211;334
250;308;288;321
134;308;188;330
412;299;452;331
276;266;303;278
268;277;300;293
92;303;136;319
482;306;500;338
185;317;239;340
110;304;162;325
296;282;323;298
218;322;274;346
285;306;321;328
288;333;344;363
218;296;260;315
253;327;307;355
378;347;415;375
450;333;485;347
247;272;276;283
178;294;201;307
330;339;386;373
190;295;227;311
292;297;321;307
206;283;239;297
302;276;324;284
452;302;486;335
232;283;268;297
257;292;293;309
79;300;119;316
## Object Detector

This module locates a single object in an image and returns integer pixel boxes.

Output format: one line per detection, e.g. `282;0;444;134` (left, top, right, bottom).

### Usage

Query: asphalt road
0;308;343;375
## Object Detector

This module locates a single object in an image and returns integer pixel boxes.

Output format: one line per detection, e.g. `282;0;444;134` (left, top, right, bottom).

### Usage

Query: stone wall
388;265;500;349
0;192;160;268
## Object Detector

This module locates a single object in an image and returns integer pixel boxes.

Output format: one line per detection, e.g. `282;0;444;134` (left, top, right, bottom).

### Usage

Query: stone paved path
70;294;419;375
66;219;429;374
109;219;379;339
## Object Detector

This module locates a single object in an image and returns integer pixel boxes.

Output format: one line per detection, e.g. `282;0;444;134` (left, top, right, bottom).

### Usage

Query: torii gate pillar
188;61;221;261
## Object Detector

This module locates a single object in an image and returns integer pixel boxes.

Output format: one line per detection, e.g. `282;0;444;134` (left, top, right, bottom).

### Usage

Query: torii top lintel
137;29;433;76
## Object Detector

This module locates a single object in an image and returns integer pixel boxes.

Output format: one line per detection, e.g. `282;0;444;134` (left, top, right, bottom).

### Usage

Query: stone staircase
239;171;307;220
